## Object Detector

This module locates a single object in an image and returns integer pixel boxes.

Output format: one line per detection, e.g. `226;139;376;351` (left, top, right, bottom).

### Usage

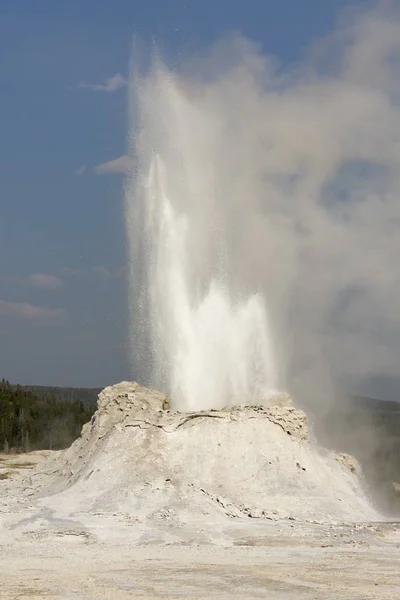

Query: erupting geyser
125;59;279;411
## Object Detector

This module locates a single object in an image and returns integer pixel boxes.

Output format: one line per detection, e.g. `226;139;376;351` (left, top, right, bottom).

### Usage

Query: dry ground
1;452;400;599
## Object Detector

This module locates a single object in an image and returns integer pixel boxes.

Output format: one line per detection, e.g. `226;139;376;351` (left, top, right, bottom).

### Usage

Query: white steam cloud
125;3;400;410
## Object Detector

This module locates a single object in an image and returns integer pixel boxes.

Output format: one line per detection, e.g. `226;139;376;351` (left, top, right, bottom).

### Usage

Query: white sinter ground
1;383;400;598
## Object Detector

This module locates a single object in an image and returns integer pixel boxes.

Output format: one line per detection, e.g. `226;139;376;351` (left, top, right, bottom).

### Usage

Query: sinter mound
28;382;378;524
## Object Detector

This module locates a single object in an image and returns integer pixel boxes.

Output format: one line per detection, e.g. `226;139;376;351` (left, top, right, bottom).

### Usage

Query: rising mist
125;3;400;412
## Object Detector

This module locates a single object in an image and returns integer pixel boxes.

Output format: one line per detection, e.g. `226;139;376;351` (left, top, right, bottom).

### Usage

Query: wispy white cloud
91;265;126;279
61;265;126;280
60;267;80;278
0;300;65;325
94;155;132;175
91;266;112;278
75;165;86;175
78;73;126;93
29;273;63;290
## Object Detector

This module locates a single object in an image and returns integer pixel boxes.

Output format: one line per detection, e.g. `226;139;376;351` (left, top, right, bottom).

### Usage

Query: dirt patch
3;461;36;469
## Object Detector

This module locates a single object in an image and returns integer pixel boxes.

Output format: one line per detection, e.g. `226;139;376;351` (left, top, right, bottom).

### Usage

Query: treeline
20;385;100;407
0;379;95;453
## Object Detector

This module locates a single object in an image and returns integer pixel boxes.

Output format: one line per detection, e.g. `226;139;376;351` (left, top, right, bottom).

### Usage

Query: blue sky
0;0;376;388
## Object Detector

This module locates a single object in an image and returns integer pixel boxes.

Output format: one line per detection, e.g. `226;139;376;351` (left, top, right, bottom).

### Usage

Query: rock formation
27;382;378;524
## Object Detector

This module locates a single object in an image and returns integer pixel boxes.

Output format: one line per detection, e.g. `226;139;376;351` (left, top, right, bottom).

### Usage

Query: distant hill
350;394;400;413
19;385;102;407
317;394;400;515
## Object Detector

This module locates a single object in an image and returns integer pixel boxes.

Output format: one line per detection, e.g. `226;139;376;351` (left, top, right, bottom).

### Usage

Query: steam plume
125;3;400;410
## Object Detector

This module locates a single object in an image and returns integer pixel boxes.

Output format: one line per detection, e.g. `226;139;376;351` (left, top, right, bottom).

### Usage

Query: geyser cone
33;383;378;525
125;61;279;410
